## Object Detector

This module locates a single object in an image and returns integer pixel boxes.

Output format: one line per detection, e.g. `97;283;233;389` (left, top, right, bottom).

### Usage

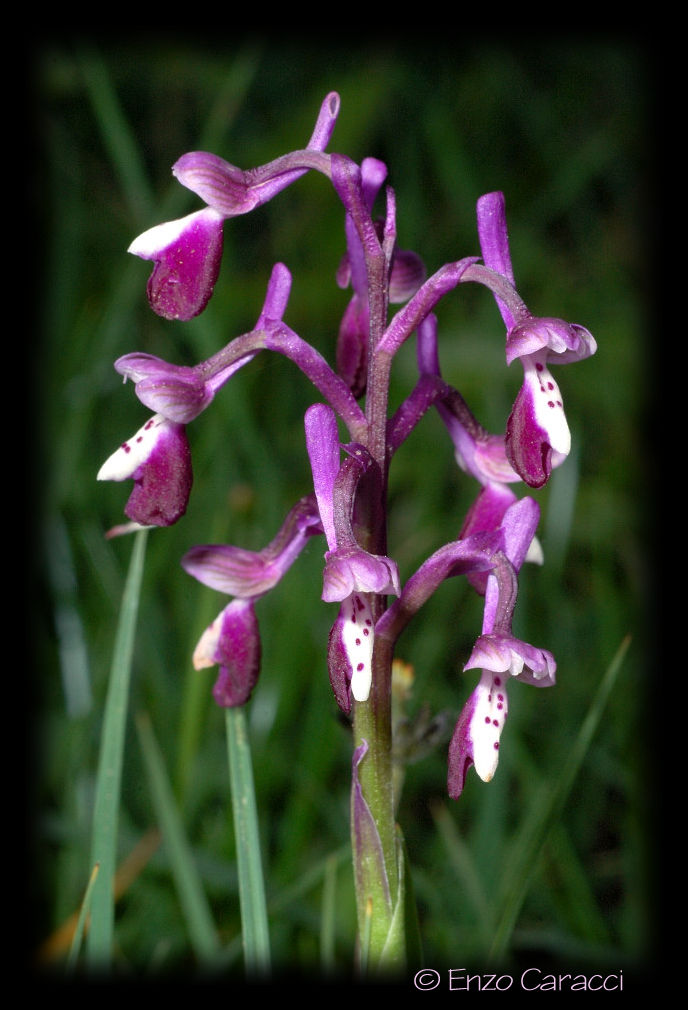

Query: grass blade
86;529;148;969
225;705;271;977
66;863;100;973
136;712;221;966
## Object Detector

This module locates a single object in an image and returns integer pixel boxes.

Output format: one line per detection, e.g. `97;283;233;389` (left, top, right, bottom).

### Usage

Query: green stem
351;633;404;970
347;170;408;972
225;705;271;977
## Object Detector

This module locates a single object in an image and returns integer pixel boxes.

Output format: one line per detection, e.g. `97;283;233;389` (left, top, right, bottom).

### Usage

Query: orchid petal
464;632;556;686
322;546;400;603
506;355;571;488
128;207;224;321
328;592;376;708
114;354;213;424
98;413;192;527
476;191;516;329
304;403;340;551
193;599;261;708
172;153;258;216
181;496;322;599
388;248;426;304
448;670;509;799
506;317;597;366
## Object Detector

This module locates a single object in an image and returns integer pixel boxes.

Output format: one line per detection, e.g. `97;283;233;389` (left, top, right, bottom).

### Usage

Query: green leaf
66;863;100;973
225;705;271;977
86;529;148;969
381;826;423;972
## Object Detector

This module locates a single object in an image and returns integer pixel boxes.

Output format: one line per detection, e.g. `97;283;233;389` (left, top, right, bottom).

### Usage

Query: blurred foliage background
32;36;652;981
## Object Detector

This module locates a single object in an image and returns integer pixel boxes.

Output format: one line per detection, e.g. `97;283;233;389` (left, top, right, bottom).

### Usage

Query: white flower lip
471;675;508;783
526;359;571;457
128;215;192;258
128;209;223;259
193;619;220;671
341;593;375;702
97;414;166;482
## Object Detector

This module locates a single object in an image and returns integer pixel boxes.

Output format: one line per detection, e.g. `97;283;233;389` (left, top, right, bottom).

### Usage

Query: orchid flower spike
128;93;340;320
476;191;597;488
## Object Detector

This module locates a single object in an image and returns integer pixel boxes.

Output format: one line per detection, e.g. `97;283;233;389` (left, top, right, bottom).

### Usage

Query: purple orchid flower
98;264;296;531
192;598;261;709
128;93;341;320
305;402;400;709
476;191;597;488
392;311;545;598
97;413;193;528
447;496;555;799
110;354;217;424
181;496;323;707
415;312;520;487
504;316;596;487
128;208;225;322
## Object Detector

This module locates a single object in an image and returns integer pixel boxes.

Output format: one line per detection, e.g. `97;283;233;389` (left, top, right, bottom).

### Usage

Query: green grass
34;37;650;981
